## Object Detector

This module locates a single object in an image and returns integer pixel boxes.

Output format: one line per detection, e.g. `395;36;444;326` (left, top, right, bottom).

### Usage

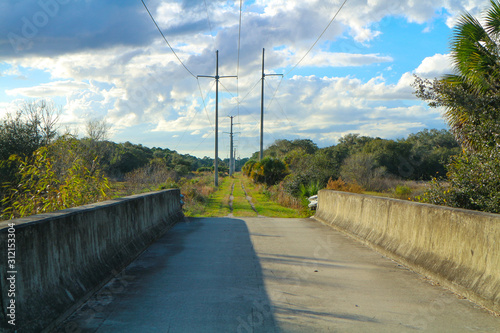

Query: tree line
412;0;500;213
242;130;460;196
244;1;500;214
0;101;240;219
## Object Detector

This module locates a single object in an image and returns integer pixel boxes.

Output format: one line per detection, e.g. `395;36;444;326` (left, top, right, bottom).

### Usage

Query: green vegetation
0;102;227;219
242;130;460;211
184;173;306;218
6;0;500;223
413;0;500;213
199;176;231;217
239;176;307;218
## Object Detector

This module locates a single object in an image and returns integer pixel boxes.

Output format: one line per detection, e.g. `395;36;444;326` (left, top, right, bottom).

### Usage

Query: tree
22;99;61;146
1;145;109;219
339;153;386;191
413;1;500;213
414;1;500;153
246;157;288;186
86;118;111;142
0;100;60;160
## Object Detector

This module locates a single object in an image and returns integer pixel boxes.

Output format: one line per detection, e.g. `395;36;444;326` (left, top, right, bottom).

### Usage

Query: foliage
413;1;500;213
0;100;60;162
263;183;303;210
123;158;178;194
339;153;387;191
252;139;319;160
422;153;500;213
392;185;413;200
244;157;289;186
1;147;109;219
413;76;500;153
180;173;217;216
326;177;364;194
299;181;320;198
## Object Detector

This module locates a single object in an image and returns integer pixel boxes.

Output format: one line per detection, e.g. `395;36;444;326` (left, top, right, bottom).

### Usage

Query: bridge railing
0;189;183;333
315;190;500;315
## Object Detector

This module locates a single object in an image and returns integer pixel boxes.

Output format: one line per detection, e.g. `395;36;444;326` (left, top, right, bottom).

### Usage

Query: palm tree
447;0;500;94
440;0;500;152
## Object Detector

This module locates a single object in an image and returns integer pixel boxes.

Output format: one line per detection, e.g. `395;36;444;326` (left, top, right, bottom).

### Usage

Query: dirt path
228;182;235;217
240;182;259;216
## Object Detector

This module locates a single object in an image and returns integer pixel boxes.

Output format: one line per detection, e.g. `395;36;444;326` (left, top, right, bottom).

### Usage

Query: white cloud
1;0;476;156
415;53;453;78
6;80;89;97
277;49;393;68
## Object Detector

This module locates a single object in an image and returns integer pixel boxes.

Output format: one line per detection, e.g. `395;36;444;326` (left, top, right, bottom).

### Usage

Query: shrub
247;157;289;186
326;177;364;193
1;147;109;219
392;185;412;199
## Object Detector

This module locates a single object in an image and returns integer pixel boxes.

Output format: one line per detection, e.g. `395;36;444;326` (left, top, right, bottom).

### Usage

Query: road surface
57;217;500;332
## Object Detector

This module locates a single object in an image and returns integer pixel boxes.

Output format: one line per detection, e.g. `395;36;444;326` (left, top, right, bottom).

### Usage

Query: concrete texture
314;190;500;315
58;217;500;332
0;189;183;333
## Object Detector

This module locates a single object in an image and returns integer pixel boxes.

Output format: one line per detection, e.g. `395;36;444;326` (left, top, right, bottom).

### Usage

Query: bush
247;157;289;186
339;153;387;191
1;147;109;219
299;181;320;198
392;185;412;200
422;152;500;213
326;177;364;193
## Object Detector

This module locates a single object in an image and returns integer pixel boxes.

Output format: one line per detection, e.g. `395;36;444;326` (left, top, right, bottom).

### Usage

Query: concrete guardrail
0;189;183;332
314;190;500;315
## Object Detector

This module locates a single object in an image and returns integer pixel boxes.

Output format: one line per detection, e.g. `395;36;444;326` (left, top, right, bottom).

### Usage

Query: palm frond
485;0;500;38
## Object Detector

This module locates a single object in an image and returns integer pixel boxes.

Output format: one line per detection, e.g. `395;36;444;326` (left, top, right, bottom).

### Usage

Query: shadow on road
59;217;279;333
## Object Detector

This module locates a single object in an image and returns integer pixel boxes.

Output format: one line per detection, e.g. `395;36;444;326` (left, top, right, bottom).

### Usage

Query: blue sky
0;0;493;158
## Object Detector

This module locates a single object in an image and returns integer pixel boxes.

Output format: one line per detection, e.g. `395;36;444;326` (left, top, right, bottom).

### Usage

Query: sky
0;0;493;158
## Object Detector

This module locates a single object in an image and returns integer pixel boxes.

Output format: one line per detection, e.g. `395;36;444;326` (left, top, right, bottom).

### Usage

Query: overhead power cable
285;0;349;77
265;79;294;128
197;79;216;131
236;0;243;135
173;79;216;151
140;0;196;78
203;0;214;39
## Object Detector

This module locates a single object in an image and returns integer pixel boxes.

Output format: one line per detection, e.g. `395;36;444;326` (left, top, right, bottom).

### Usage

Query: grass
110;172;309;218
231;179;258;217
194;176;231;217
238;175;308;218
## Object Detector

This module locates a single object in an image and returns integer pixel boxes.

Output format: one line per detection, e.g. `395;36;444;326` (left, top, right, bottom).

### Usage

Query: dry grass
326;177;364;193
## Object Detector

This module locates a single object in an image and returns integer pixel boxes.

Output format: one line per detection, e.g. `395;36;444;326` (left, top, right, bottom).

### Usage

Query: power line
140;0;196;78
237;0;243;121
264;78;293;128
285;0;349;77
203;0;214;40
260;48;283;160
189;132;213;156
173;79;215;151
237;0;243;79
197;79;216;131
221;78;262;117
197;50;237;187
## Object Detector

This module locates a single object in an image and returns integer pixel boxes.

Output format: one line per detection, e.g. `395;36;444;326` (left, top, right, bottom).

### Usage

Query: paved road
58;217;500;332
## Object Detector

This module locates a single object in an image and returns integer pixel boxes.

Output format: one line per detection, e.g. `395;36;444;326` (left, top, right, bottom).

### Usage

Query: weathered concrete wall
0;189;183;332
314;190;500;314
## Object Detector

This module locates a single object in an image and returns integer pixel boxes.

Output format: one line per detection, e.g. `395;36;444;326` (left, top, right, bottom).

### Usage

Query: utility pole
198;50;237;187
226;116;240;177
234;147;237;174
260;48;283;161
229;116;234;177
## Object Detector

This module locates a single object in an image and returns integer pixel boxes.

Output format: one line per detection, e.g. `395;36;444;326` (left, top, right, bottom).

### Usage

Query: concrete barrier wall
0;189;183;332
314;190;500;314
